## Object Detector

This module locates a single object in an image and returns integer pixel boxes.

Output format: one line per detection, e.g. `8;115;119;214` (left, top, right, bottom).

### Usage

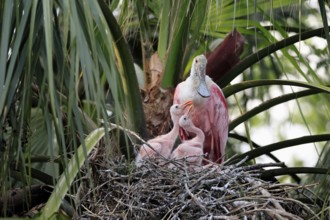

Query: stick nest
78;153;323;220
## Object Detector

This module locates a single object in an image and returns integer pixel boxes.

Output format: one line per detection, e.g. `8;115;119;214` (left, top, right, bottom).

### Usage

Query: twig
247;208;303;220
81;204;99;218
112;197;155;217
199;215;240;220
184;182;208;214
79;157;319;219
109;122;147;144
234;156;249;166
170;200;191;220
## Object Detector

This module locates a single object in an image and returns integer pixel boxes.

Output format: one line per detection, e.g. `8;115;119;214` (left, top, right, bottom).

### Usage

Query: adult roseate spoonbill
135;104;184;166
170;115;205;166
173;54;229;164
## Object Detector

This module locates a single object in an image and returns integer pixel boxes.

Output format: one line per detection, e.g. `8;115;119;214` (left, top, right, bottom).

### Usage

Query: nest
79;156;322;220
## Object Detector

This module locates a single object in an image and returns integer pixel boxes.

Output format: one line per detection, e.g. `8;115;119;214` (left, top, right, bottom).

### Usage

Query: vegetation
0;0;329;218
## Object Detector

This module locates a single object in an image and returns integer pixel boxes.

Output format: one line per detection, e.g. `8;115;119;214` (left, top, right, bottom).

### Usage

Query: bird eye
195;59;198;63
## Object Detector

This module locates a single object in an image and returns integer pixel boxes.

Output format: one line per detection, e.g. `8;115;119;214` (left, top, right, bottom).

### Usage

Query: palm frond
42;128;105;219
219;27;329;87
227;134;330;164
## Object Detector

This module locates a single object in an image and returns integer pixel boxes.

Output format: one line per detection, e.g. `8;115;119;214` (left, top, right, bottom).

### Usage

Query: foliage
0;0;329;218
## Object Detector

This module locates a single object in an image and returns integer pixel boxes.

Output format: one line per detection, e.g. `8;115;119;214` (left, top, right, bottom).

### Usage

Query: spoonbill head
190;54;211;98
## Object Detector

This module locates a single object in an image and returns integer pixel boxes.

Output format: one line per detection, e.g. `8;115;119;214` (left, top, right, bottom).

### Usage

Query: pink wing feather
205;83;228;163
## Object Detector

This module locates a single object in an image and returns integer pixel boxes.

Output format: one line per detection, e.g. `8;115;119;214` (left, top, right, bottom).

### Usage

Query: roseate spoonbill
135;104;184;166
173;54;229;164
170;115;205;167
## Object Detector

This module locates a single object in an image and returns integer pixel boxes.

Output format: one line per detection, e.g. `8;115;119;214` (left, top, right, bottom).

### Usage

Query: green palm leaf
42;128;105;219
219;27;329;87
227;134;330;164
223;79;330;97
229;89;323;131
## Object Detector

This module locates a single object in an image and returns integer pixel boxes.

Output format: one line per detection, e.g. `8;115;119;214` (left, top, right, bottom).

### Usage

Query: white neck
184;125;205;145
187;74;199;90
165;120;180;140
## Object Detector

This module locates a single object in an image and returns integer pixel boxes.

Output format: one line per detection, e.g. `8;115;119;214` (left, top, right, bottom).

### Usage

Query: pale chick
170;114;205;167
135;104;185;167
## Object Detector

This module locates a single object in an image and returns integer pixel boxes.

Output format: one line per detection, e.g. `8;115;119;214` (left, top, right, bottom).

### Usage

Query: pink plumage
171;114;205;167
173;55;229;164
135;104;184;166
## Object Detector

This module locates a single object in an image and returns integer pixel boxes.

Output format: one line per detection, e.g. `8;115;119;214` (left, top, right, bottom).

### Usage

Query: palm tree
0;0;329;218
